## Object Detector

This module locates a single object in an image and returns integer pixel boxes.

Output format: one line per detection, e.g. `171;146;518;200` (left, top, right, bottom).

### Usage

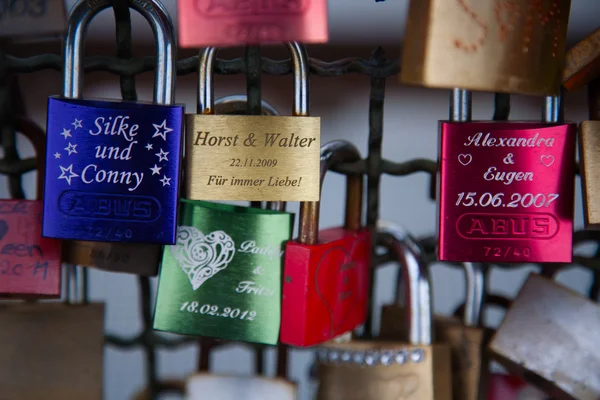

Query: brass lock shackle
378;220;432;346
198;42;309;116
63;0;176;104
298;140;362;245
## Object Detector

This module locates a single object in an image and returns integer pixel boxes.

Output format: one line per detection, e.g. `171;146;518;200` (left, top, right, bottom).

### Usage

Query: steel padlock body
439;121;576;263
0;302;105;400
0;200;61;298
317;342;452;400
578;121;600;229
281;227;371;347
43;98;184;245
0;0;66;39
401;0;571;96
177;0;328;47
154;200;293;345
489;274;600;400
62;240;160;276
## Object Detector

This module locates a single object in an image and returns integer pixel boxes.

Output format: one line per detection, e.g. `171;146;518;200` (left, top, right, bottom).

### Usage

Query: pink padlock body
0;200;61;298
439;122;576;263
281;227;371;347
177;0;328;47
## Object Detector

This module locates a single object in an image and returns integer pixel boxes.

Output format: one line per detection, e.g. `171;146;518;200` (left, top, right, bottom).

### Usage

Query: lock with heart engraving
0;116;61;298
489;273;600;399
176;0;328;47
0;0;67;40
280;140;371;347
185;43;320;203
42;0;184;245
316;221;452;400
401;0;571;96
439;90;576;263
380;235;487;400
0;265;105;400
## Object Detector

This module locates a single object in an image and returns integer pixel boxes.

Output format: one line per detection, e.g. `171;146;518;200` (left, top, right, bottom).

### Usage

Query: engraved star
58;164;79;185
150;164;162;175
145;143;153;151
71;118;83;129
152;119;173;142
53;152;61;159
155;148;169;162
160;175;171;186
64;142;78;155
60;128;72;139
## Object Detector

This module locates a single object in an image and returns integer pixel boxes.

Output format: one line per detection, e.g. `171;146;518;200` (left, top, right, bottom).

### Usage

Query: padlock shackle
298;140;362;245
63;0;176;104
450;88;472;122
463;262;485;327
543;94;563;123
14;116;45;200
378;220;432;346
198;43;309;116
64;264;88;305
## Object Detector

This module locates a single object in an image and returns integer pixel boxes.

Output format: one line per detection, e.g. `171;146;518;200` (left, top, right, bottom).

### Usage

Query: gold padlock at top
401;0;572;96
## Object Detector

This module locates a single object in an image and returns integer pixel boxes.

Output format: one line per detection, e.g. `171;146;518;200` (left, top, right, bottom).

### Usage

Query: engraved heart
458;154;472;166
170;226;235;290
540;155;554;167
314;235;369;338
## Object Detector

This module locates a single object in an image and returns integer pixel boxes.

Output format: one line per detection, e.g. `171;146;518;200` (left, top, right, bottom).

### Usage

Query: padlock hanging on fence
43;0;184;245
176;0;329;48
184;43;320;202
281;140;371;347
438;89;576;263
0;116;62;298
316;221;452;400
400;0;572;96
153;94;294;345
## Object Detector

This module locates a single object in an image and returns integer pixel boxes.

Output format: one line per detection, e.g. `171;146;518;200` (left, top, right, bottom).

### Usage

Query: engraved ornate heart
540;155;554;167
170;226;235;290
458;154;472;166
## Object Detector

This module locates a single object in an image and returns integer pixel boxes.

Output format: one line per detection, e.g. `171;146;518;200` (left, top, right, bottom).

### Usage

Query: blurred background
5;0;600;398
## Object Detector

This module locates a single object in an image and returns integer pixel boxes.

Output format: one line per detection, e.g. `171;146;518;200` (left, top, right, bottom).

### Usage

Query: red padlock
281;140;371;347
0;116;61;298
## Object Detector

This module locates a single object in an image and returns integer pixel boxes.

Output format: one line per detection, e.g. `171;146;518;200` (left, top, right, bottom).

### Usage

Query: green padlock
153;200;293;344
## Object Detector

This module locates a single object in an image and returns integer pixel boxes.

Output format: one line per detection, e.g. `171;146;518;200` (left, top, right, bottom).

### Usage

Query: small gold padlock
401;0;571;96
0;265;104;400
316;221;452;400
563;27;600;91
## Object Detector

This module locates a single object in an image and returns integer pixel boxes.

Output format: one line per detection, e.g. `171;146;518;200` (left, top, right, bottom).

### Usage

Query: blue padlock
43;0;183;245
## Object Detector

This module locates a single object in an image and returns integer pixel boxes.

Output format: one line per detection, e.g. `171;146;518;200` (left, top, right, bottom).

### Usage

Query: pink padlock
177;0;328;48
438;92;576;263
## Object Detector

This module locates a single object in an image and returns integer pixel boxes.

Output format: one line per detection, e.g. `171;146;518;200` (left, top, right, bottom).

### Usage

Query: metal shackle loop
198;42;310;116
298;140;362;245
462;262;485;327
378;220;432;346
63;0;176;104
450;88;472;122
543;93;564;123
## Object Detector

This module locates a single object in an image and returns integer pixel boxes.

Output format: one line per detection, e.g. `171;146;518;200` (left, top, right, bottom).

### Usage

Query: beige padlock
0;265;104;400
489;273;600;400
316;221;452;400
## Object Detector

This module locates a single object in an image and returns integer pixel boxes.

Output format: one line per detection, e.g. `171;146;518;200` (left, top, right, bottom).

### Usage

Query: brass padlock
380;231;487;399
401;0;572;96
316;221;452;400
489;273;600;400
0;265;104;400
563;27;600;91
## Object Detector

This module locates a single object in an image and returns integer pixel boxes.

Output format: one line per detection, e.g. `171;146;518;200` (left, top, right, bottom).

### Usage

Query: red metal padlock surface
177;0;328;47
0;117;61;298
281;141;371;347
439;121;576;263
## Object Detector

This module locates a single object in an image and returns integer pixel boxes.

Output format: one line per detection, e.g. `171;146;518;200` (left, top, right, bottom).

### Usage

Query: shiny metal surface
463;262;485;327
450;89;471;123
63;0;176;104
378;220;432;346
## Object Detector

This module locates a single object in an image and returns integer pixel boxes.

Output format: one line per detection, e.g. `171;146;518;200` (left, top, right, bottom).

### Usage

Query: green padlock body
153;200;293;345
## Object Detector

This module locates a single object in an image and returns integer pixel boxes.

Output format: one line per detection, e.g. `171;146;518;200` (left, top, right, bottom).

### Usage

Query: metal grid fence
1;2;599;399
